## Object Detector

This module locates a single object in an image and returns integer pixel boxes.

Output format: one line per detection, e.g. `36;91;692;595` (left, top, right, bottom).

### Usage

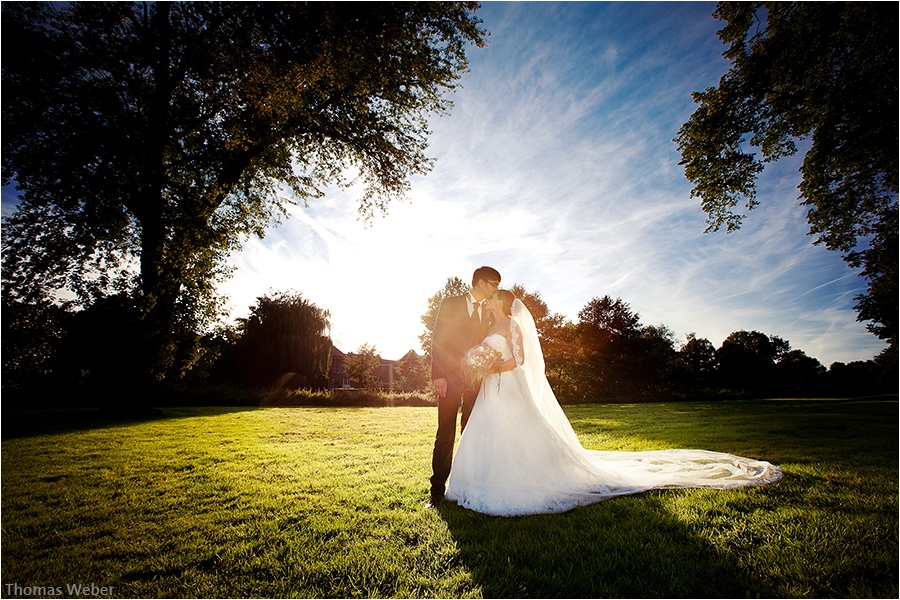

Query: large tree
2;2;485;382
574;295;645;398
395;349;430;392
231;291;331;389
678;333;718;391
675;2;897;361
715;330;789;396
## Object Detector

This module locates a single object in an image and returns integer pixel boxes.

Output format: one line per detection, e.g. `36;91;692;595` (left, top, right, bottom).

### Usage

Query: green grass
2;397;897;598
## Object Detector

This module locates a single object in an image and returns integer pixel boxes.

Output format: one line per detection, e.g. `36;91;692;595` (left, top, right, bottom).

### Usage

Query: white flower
461;343;502;386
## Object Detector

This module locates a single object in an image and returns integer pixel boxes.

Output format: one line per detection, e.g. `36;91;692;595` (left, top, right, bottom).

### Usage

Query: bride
445;290;782;517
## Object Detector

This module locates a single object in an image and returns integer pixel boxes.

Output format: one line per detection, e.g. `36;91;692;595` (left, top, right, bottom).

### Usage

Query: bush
154;385;436;408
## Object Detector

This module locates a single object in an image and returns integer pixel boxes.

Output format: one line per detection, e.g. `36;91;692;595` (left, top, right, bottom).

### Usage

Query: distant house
328;345;400;389
328;346;351;388
373;360;400;389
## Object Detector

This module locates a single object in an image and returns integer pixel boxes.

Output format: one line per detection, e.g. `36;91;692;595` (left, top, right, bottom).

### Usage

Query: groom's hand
434;378;448;398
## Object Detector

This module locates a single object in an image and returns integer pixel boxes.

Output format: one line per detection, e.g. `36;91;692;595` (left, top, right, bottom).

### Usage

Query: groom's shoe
425;495;443;509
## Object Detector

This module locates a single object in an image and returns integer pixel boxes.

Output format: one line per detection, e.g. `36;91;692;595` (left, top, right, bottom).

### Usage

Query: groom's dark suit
430;294;489;500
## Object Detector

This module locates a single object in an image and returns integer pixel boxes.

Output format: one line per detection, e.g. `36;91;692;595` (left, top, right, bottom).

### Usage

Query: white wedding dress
445;300;782;517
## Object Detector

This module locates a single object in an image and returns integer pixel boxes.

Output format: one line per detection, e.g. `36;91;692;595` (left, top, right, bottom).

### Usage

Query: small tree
635;324;680;397
678;333;719;392
52;294;144;395
231;291;331;389
395;350;430;392
826;360;885;397
574;296;644;399
775;349;826;396
344;343;382;389
1;297;68;393
715;330;789;395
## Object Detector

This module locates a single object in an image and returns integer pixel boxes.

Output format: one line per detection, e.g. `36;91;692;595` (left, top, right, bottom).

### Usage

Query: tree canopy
675;2;898;363
344;343;382;389
231;291;331;389
1;2;485;382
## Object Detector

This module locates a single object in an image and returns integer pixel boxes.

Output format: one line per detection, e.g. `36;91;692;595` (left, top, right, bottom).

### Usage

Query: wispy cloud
0;3;878;367
219;2;884;366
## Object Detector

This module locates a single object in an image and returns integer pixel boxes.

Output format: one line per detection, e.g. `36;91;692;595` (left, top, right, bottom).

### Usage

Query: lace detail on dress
510;319;524;366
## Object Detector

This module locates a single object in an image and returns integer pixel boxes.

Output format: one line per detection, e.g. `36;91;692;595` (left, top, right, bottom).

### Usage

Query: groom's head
471;266;501;301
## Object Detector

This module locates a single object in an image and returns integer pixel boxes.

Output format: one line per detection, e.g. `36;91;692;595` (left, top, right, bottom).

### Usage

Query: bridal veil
509;298;782;497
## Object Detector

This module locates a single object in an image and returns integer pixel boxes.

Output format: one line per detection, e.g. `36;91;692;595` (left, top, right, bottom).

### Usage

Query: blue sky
4;2;886;367
220;1;883;366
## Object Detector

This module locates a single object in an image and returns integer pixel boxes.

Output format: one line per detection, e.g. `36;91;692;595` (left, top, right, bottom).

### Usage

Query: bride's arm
492;324;525;373
493;354;520;373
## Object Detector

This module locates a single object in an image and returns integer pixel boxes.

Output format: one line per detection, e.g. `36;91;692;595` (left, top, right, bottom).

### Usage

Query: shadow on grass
433;397;898;598
568;396;898;466
0;406;259;441
437;494;774;598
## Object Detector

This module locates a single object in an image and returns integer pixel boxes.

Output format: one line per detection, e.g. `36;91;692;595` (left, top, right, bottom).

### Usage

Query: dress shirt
467;294;482;319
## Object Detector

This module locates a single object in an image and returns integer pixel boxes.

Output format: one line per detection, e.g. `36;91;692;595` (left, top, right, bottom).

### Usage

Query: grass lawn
1;397;897;598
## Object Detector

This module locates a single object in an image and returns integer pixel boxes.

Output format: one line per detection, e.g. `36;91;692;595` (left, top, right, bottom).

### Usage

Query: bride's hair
495;289;515;317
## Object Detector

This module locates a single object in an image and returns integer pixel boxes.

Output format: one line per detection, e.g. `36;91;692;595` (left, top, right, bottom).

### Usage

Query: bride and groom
428;266;782;517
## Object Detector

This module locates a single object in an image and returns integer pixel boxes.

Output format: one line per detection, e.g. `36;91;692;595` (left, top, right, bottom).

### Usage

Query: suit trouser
430;377;478;498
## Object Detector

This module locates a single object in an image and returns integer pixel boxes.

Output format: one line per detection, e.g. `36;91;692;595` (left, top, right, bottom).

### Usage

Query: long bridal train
445;299;782;517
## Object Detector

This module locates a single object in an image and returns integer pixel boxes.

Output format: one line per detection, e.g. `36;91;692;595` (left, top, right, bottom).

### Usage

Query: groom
427;266;501;508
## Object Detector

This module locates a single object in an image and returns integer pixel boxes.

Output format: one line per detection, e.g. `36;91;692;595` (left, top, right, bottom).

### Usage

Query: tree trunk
134;2;174;401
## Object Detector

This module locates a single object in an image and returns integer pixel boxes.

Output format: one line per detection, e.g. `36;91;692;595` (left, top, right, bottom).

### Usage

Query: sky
218;1;886;367
4;2;887;368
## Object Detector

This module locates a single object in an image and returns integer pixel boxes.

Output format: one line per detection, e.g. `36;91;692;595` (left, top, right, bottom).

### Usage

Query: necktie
471;301;481;324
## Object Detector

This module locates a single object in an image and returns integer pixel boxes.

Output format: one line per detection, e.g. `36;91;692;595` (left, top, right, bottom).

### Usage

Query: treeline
1;291;333;399
418;280;897;402
1;284;895;406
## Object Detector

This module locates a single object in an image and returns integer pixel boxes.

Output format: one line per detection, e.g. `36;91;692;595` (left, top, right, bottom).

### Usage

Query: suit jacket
431;295;488;382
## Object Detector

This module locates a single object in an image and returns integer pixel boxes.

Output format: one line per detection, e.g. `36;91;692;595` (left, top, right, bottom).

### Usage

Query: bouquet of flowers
461;342;502;387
